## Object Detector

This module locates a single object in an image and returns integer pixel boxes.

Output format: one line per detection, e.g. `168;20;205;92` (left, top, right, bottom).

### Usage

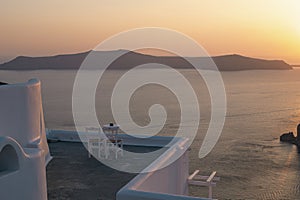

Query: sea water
1;69;299;199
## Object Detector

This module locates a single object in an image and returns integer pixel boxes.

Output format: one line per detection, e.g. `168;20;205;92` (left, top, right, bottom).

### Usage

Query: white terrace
0;79;219;200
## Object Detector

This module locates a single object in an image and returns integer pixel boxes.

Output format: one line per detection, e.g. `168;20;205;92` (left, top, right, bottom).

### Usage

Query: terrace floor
46;141;161;200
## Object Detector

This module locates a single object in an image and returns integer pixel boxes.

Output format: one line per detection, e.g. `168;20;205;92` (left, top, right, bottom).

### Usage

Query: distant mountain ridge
0;50;292;71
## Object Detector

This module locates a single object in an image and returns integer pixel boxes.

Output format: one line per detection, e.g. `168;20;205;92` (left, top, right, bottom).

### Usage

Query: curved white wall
117;138;209;200
0;136;47;200
0;79;51;164
0;79;50;200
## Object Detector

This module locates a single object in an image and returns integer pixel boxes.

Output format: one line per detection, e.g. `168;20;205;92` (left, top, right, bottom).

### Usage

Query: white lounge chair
188;170;220;199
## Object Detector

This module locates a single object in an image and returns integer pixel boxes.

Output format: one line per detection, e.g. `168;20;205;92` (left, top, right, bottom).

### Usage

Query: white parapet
117;137;211;200
0;79;51;200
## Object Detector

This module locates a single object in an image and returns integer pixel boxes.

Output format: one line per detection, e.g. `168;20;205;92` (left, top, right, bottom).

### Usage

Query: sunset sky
0;0;299;64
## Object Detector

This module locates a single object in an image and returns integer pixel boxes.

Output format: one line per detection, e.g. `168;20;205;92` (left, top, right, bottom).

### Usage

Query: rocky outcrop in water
280;132;297;144
280;124;300;147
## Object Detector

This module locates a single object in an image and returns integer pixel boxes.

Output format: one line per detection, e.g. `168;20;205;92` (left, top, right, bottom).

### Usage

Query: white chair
85;126;124;159
85;127;107;158
102;124;123;159
106;138;123;159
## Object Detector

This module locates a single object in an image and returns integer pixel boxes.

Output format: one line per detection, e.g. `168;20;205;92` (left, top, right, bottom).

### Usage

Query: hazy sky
1;0;299;64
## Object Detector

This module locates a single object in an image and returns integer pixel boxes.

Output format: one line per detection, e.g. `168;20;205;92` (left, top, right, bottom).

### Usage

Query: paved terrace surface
47;142;161;200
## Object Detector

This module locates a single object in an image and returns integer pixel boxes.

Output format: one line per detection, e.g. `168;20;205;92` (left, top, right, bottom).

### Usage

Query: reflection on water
1;69;300;199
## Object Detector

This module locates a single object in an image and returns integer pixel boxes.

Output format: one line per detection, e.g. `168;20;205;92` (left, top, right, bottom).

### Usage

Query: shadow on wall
0;144;19;174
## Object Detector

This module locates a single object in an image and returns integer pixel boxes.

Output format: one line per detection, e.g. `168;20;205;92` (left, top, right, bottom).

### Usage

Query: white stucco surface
0;79;50;200
117;137;210;200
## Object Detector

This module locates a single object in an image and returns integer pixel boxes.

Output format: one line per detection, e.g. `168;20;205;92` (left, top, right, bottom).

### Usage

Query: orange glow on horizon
0;0;299;64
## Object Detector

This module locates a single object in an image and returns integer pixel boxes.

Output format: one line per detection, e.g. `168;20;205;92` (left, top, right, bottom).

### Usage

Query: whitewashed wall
117;138;209;200
0;79;50;163
0;79;50;200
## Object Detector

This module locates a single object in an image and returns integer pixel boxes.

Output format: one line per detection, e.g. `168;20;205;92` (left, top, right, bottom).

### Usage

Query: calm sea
1;69;299;199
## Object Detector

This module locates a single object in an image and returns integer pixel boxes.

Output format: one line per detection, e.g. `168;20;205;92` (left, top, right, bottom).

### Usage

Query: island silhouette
0;50;292;71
